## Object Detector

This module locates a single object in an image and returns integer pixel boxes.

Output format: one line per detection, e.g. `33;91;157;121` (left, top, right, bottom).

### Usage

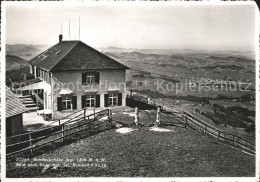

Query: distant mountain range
6;43;254;63
6;44;50;60
99;46;255;60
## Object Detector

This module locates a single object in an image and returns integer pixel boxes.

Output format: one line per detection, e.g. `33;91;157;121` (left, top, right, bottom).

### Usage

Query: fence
126;92;255;154
6;108;112;157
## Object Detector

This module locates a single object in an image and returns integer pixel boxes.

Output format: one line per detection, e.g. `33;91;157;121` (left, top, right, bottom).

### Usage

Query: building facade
16;37;129;119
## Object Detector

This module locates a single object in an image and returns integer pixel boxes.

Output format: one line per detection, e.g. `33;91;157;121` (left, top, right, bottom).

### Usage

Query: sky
5;3;256;51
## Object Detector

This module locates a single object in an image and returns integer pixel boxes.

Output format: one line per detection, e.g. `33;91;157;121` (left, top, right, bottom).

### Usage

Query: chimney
59;34;63;43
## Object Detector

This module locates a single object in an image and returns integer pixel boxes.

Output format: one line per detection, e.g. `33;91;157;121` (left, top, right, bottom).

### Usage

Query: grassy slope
6;110;255;177
6;55;28;70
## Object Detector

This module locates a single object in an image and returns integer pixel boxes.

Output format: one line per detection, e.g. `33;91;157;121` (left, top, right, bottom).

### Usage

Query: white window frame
86;73;95;85
62;96;72;110
109;93;118;106
86;94;95;108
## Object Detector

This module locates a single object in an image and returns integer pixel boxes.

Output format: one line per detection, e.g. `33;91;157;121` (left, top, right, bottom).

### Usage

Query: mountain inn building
14;35;129;119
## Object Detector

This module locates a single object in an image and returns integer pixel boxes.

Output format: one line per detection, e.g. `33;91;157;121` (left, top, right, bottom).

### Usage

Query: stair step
27;107;38;111
24;103;37;107
21;100;34;104
19;98;32;100
20;98;33;101
18;95;31;99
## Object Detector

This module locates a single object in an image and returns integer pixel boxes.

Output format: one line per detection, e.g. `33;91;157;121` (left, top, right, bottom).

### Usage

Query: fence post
94;107;96;120
29;133;33;154
184;113;187;128
84;107;86;120
88;116;91;135
108;108;112;120
58;120;61;126
108;108;112;126
134;107;139;126
61;124;65;142
204;126;207;135
217;131;220;140
147;97;150;104
156;107;161;126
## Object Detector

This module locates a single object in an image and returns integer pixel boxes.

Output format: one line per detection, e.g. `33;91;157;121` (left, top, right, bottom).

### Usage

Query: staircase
18;95;38;111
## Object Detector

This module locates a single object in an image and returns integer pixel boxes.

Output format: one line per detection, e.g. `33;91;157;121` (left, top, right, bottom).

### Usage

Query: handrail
31;89;44;105
6;108;111;157
6;108;105;140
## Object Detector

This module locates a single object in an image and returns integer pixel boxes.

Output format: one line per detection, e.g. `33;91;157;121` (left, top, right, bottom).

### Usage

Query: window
62;96;72;110
82;72;100;85
109;93;117;106
86;95;95;107
104;93;122;107
58;96;77;111
86;73;95;84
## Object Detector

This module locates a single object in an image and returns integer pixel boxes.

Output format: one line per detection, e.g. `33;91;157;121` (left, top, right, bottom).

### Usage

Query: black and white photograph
1;1;259;180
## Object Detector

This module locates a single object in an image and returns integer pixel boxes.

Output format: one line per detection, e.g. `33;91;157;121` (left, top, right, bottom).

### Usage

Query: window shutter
82;72;86;85
95;72;100;84
72;96;77;109
57;97;62;111
104;94;109;107
118;93;122;106
95;94;100;108
81;95;86;109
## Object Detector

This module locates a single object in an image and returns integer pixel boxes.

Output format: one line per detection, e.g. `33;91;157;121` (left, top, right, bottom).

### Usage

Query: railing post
61;124;65;142
156;107;161;126
134;107;139;126
58;120;61;126
29;133;33;154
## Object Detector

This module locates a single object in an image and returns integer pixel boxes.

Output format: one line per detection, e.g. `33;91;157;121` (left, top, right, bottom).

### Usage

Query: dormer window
82;72;100;85
86;73;95;84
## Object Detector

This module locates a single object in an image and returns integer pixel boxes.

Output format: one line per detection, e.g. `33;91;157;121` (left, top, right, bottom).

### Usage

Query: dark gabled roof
29;41;78;70
6;87;28;118
28;41;129;71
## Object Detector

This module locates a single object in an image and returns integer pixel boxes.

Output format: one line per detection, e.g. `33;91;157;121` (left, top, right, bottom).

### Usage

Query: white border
1;1;259;182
